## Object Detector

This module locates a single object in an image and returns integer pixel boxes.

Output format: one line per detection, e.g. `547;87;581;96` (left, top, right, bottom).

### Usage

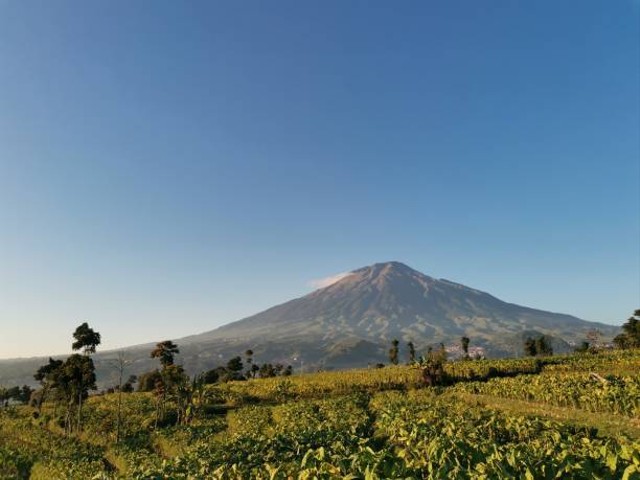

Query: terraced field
1;350;639;479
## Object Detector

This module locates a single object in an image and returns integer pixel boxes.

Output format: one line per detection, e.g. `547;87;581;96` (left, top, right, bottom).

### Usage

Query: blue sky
1;1;638;358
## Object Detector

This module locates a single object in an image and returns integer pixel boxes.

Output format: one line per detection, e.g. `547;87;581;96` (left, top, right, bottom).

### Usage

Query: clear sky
1;1;638;358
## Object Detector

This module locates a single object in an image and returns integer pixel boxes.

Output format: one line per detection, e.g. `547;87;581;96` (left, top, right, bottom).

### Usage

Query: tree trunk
36;384;49;414
77;390;83;434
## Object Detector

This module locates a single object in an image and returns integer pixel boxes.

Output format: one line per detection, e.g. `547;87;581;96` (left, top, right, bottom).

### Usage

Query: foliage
224;356;244;381
31;323;102;435
461;336;470;358
614;309;640;349
150;340;180;367
137;369;162;392
0;384;32;406
202;367;221;385
452;371;640;417
388;338;399;365
524;335;553;356
3;349;640;478
407;341;416;364
418;344;449;386
71;322;102;355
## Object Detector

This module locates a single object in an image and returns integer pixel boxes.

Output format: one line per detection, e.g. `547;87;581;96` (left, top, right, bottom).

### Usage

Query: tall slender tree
114;351;131;444
70;322;100;433
245;349;254;379
461;337;470;359
389;339;400;365
407;341;416;364
150;340;187;427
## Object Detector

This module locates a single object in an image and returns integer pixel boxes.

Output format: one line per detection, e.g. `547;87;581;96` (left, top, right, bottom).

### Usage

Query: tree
256;363;291;378
226;356;244;380
161;364;190;425
407;341;416;364
69;322;100;434
33;326;99;434
420;345;448;386
34;357;63;413
202;368;220;385
114;351;131;444
461;337;470;359
614;309;640;349
2;385;33;405
150;340;180;367
18;385;34;404
259;363;275;378
150;341;188;427
0;386;21;407
72;322;101;355
524;336;553;357
575;341;590;353
137;370;162;392
121;375;137;393
185;373;206;425
245;349;254;378
586;329;602;350
55;354;97;434
389;339;399;365
535;336;553;356
524;337;537;357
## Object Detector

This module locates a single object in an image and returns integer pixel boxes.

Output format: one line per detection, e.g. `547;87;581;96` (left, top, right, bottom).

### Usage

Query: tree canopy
150;340;180;367
72;322;102;355
614;309;640;349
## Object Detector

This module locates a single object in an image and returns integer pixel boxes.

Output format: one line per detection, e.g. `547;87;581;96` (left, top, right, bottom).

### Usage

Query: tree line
25;325;294;436
386;336;475;367
28;322;101;435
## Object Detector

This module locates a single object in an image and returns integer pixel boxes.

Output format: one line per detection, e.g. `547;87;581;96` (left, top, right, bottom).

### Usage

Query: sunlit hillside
2;349;640;479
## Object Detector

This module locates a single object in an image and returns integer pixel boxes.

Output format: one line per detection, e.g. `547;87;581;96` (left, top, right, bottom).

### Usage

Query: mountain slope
189;261;617;349
0;261;620;386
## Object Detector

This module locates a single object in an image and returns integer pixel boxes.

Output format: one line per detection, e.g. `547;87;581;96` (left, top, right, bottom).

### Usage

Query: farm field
1;349;640;479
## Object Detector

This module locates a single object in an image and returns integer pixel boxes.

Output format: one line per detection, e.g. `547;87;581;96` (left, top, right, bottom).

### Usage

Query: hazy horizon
1;1;638;358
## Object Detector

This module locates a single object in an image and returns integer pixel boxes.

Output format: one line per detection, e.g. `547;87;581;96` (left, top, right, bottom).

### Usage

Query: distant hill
0;261;619;387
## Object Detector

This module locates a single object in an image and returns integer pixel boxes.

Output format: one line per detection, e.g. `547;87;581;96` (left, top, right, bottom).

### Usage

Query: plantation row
2;337;640;479
0;408;107;479
208;356;549;406
197;349;640;407
542;349;640;376
3;386;640;479
7;390;640;479
452;372;640;417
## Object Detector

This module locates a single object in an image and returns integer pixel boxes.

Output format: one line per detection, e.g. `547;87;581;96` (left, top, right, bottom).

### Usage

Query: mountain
0;261;620;387
183;261;618;355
